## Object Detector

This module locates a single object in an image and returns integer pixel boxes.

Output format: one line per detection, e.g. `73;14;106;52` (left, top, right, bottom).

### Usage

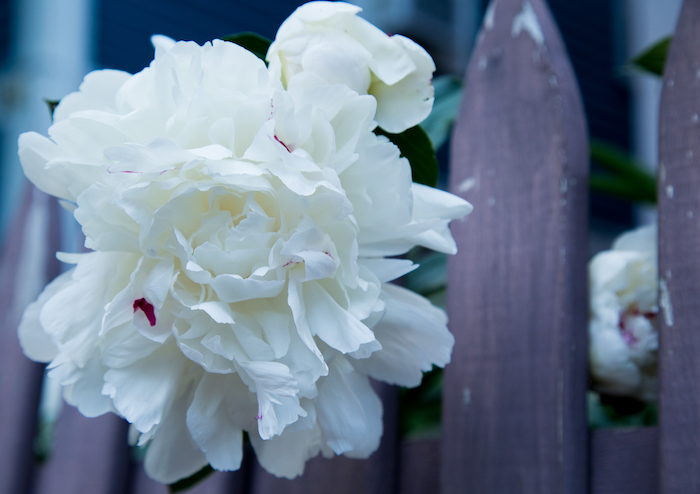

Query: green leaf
375;125;439;187
221;32;272;62
590;174;657;204
168;465;215;493
45;99;59;119
630;35;672;77
421;75;463;150
590;139;657;204
588;392;658;429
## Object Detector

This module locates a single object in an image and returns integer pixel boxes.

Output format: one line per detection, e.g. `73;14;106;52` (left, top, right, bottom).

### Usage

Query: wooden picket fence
1;0;699;492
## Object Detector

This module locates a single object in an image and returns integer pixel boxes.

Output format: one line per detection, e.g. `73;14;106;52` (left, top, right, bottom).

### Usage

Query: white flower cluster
17;1;471;484
589;225;658;402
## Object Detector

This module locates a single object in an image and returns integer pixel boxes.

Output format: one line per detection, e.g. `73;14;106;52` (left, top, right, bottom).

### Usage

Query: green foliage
374;125;439;187
45;99;59;120
629;36;671;77
590;139;657;204
399;367;444;438
221;32;272;62
588;392;657;429
421;75;463;150
169;465;215;493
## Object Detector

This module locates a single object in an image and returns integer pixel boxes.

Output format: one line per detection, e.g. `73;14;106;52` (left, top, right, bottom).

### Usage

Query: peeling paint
487;196;496;206
478;56;488;71
484;0;497;30
549;74;559;88
660;278;674;327
666;185;674;198
462;387;472;405
559;178;568;193
458;176;478;193
511;1;544;47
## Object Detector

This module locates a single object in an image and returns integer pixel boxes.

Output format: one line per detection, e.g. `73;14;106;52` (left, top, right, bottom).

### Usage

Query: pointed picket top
658;0;700;492
442;0;589;492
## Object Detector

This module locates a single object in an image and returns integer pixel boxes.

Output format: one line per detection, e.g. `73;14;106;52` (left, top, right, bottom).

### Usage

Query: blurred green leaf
421;75;463;150
404;251;447;299
588;392;657;429
630;35;671;77
221;32;272;62
590;139;657;204
169;465;214;493
400;368;444;438
45;99;59;119
375;125;439;187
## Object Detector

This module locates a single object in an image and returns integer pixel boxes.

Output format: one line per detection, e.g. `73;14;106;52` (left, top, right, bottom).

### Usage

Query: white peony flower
589;224;658;402
17;35;471;483
266;1;435;134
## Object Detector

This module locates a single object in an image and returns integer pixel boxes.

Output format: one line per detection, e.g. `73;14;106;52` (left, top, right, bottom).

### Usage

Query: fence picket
442;0;589;492
591;428;658;494
658;1;700;492
0;186;61;494
33;408;130;494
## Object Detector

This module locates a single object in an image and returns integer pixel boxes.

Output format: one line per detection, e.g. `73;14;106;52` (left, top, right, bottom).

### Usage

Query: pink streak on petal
274;135;292;153
133;298;157;327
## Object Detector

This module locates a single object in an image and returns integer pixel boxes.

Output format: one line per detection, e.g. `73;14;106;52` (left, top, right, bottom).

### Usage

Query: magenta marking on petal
133;298;157;327
256;413;262;420
274;135;292;153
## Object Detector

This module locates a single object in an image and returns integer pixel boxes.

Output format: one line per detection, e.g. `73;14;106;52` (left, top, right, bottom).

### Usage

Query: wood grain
591;428;658;494
33;407;130;494
442;0;589;492
0;186;61;494
397;438;440;494
658;1;700;492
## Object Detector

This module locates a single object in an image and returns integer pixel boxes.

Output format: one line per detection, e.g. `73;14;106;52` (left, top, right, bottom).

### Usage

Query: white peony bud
266;1;436;133
589;224;658;402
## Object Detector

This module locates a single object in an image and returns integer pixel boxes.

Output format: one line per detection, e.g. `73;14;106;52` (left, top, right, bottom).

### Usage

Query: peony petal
143;376;209;484
352;284;453;387
315;355;381;455
186;373;255;471
18;271;71;362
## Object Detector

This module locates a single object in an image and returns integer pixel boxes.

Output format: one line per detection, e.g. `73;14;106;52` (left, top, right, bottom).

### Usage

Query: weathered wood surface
397;438;440;494
591;428;658;494
33;408;130;494
442;0;589;492
658;1;700;492
0;186;60;494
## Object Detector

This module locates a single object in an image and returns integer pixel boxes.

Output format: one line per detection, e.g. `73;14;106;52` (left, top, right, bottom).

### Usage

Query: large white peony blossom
589;225;658;402
266;1;435;134
17;34;471;483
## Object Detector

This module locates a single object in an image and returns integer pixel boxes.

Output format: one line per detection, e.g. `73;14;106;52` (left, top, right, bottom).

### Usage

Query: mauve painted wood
591;428;658;494
442;0;589;492
33;407;130;494
0;187;60;494
658;1;700;492
250;383;398;494
132;464;247;494
397;438;440;494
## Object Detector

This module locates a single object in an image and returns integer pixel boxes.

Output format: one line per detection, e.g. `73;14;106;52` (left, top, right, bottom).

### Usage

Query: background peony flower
589;224;658;402
266;1;435;134
17;34;471;483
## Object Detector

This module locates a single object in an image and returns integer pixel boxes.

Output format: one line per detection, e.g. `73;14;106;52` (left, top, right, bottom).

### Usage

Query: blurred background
0;0;685;251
